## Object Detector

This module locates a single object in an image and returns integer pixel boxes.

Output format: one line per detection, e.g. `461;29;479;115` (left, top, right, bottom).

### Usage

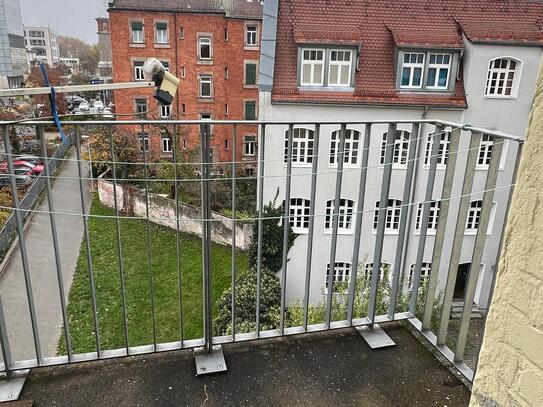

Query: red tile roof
272;0;543;108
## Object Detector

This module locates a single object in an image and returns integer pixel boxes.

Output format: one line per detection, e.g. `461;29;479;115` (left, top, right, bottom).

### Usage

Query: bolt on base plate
356;324;396;349
194;345;227;375
0;370;29;402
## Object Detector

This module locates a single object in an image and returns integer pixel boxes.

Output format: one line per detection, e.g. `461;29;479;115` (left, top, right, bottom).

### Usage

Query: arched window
380;130;410;168
284;128;315;166
485;57;521;97
415;201;441;233
329;129;361;167
363;262;392;280
407;263;432;291
325;262;351;291
325;199;355;232
283;198;311;233
373;199;402;232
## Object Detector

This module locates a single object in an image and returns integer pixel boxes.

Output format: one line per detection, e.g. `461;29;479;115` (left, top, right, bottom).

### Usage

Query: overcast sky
20;0;107;44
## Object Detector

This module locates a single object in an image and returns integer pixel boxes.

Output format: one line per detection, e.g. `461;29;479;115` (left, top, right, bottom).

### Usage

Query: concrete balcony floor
18;323;470;406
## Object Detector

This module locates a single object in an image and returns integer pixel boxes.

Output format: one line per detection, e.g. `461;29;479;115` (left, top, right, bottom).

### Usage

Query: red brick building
108;0;262;169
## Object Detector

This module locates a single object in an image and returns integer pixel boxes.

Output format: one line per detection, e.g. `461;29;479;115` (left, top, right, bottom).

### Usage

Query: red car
0;160;44;175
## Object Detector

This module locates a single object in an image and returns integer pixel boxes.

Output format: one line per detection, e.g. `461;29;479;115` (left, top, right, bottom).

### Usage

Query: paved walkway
0;149;91;362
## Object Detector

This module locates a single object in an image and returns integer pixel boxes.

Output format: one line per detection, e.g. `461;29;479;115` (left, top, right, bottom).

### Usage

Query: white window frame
329;129;361;168
380;130;410;169
161;135;172;153
160;104;171;118
373;199;402;234
300;48;325;86
485;57;522;98
426;53;451;89
244;135;256;156
155;22;168;44
424;131;450;169
198;36;212;60
362;262;391;281
199;75;212;98
325;262;351;291
465;200;497;236
131;21;144;43
135;98;147;117
134;61;145;81
415;201;440;235
139;133;149;152
407;263;431;291
284;128;314;167
286;198;310;233
400;52;425;89
328;49;353;87
476;134;494;170
324;199;355;234
245;25;258;46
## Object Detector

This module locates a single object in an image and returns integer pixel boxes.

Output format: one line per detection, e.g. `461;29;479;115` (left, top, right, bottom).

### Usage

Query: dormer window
299;47;355;88
398;51;454;91
301;49;325;86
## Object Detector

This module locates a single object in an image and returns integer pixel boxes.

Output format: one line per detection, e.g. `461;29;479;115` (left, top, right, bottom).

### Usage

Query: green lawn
63;196;247;354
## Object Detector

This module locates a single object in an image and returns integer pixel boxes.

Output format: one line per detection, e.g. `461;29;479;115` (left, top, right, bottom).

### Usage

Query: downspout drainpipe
398;105;429;315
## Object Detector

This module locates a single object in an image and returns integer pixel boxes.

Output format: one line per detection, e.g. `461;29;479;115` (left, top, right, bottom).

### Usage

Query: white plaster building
258;0;543;311
24;26;60;66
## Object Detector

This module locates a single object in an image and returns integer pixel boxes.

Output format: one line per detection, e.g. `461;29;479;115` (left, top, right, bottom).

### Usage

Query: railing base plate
0;369;29;402
356;324;396;349
194;345;227;375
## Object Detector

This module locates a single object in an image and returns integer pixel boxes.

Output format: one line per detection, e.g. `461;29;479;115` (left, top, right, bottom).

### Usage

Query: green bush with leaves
213;193;297;335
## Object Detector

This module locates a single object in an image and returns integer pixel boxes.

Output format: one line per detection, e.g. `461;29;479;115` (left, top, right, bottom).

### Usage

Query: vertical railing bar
172;125;184;344
2;126;42;363
231;125;237;340
474;141;523;373
302;124;320;330
436;131;482;345
368;123;396;325
38;125;72;360
280;124;294;334
141;124;157;350
325;124;346;327
108;125;130;352
409;124;442;315
255;124;265;335
347;123;371;324
0;295;12;373
422;127;461;330
200;123;213;352
74;126;101;355
389;123;420;318
454;139;503;362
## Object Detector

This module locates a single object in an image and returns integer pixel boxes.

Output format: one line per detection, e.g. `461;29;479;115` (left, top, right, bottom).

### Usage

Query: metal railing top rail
0;119;523;142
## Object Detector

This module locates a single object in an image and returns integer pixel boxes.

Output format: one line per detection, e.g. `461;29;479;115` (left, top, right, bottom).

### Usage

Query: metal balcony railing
0;119;522;386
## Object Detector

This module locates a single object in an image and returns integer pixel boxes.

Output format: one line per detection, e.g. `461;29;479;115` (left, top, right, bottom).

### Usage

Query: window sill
483;95;518;100
423;164;447;170
154;43;171;48
298;86;355;93
284;162;313;168
414;230;437;236
371;230;400;236
324;230;354;235
397;88;453;94
329;163;360;170
130;43;146;48
378;164;408;170
244;45;259;51
292;229;309;235
243;84;258;89
197;60;214;65
198;98;215;103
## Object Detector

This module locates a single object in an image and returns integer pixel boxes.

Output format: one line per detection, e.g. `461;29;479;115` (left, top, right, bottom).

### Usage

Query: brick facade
109;8;260;169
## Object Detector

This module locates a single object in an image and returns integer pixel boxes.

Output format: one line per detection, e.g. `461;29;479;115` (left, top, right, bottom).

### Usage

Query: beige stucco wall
470;67;543;406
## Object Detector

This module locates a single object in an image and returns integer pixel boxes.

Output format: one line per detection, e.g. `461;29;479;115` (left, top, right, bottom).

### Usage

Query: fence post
194;122;227;375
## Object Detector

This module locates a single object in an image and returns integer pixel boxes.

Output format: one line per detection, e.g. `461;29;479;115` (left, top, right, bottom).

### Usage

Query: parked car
0;160;43;175
14;155;42;165
78;101;90;111
93;100;104;111
0;175;32;188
